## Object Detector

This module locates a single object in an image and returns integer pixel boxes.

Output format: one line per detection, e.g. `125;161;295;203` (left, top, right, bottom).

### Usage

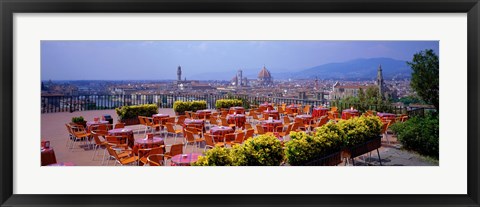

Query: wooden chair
91;131;109;163
165;123;183;144
145;117;161;135
245;129;255;140
114;123;125;129
224;133;237;146
138;116;148;134
283;116;291;125
228;131;245;146
105;135;129;150
184;130;204;153
138;146;165;166
204;133;225;151
106;145;138;166
176;115;186;126
251;112;265;124
147;154;165;166
68;124;92;151
303;105;311;115
220;117;236;128
185;111;192;119
278;123;294;139
255;124;266;135
244;123;253;130
381;120;392;144
164;144;184;164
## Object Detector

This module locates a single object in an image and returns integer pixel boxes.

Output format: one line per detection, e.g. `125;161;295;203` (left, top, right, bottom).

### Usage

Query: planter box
343;136;382;159
304;151;342;166
120;118;140;126
175;111;186;116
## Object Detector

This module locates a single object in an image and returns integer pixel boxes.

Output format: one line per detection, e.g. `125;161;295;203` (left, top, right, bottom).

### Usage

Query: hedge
115;104;158;120
215;99;243;109
173;100;207;113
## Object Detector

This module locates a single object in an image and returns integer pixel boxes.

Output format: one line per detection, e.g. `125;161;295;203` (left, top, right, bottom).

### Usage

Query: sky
41;41;439;80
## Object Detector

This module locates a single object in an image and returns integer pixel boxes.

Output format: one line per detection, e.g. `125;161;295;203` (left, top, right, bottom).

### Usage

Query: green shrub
115;104;158;120
285;128;343;166
71;116;85;123
192;147;234;166
337;116;383;148
173;101;207;113
215;99;243;109
390;114;439;158
233;135;284;166
193;134;284;166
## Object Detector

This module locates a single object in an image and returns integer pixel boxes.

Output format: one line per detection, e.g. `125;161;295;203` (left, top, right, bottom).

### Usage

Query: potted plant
71;116;86;128
338;116;383;164
285;125;343;166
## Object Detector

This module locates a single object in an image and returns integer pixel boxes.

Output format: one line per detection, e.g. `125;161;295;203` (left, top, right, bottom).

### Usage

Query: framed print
1;0;479;206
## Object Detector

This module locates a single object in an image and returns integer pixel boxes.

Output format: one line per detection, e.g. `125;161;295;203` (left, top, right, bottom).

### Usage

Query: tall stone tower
177;66;182;81
376;65;385;99
237;69;243;87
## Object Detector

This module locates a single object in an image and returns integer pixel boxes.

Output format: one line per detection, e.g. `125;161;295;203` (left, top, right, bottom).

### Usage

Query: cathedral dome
258;66;272;79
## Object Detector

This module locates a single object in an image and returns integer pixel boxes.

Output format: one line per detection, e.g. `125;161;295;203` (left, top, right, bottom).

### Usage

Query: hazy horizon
41;40;439;81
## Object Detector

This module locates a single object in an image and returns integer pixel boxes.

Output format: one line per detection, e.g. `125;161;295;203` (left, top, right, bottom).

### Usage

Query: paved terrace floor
41;108;437;166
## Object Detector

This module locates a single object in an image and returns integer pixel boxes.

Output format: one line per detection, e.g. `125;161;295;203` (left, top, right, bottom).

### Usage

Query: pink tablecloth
312;108;329;118
133;137;165;154
210;126;234;142
227;114;246;129
196;110;212;119
171;153;202;166
295;115;313;124
262;120;283;132
183;119;205;133
108;128;135;147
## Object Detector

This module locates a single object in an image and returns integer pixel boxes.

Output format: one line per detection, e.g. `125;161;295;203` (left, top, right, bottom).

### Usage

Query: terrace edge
1;0;479;206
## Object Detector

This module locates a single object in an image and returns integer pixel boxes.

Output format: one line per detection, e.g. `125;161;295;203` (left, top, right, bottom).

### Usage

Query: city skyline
41;40;439;81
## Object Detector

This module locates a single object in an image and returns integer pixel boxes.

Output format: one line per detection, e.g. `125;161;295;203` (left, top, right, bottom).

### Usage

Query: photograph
40;40;439;167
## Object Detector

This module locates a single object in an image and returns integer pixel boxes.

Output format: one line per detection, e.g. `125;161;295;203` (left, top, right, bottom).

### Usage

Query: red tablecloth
227;114;246;129
263;110;280;120
183;119;205;133
259;103;274;111
210;126;234;142
341;109;359;119
171;153;203;166
262;120;283;132
133;137;165;154
295;115;313;124
312;108;329;118
108;128;135;148
228;107;245;114
196;110;212;119
86;120;109;132
41;148;57;166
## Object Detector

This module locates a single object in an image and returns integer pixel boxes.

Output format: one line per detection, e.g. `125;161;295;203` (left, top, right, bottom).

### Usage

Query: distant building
330;81;369;99
257;66;273;86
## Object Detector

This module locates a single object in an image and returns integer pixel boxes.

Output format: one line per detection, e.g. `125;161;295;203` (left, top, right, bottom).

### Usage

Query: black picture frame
1;0;479;206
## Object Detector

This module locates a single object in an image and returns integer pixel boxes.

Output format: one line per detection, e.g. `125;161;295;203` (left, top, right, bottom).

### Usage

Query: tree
407;49;439;111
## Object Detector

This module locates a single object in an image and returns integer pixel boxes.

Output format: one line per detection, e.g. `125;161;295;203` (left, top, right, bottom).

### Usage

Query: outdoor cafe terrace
41;100;437;167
